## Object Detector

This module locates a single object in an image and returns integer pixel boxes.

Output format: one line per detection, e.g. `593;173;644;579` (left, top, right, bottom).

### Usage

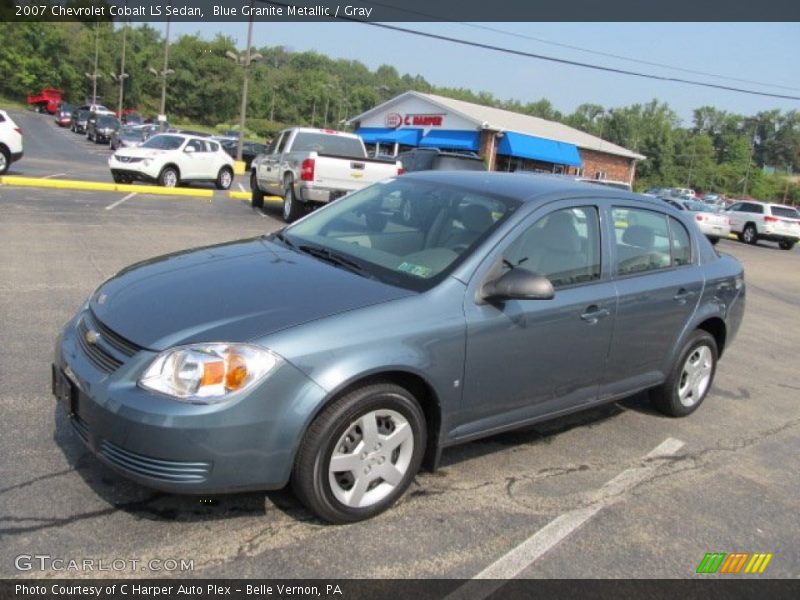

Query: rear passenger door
601;206;703;399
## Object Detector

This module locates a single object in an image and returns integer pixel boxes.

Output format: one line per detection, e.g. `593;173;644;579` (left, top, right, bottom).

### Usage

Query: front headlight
139;343;281;403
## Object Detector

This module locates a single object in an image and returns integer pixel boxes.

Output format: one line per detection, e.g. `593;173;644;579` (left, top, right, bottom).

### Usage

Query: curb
0;175;214;197
226;190;282;203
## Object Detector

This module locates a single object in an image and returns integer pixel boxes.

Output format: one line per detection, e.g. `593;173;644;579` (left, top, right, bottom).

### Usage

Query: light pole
742;125;758;197
111;20;129;118
149;16;172;119
85;22;101;106
323;83;335;128
225;1;263;161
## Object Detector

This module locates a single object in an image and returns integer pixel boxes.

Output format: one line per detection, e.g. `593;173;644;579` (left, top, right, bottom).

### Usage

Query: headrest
460;204;494;233
622;225;654;250
540;212;581;253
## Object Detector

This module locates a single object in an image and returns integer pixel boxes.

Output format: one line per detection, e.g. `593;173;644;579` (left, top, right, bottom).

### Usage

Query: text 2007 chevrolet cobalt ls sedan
54;173;745;523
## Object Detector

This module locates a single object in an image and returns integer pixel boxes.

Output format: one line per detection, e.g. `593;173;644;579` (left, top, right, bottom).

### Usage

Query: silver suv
727;201;799;250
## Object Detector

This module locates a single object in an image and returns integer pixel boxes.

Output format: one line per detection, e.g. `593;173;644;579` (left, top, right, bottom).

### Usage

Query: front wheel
778;240;796;251
292;383;426;523
250;172;264;209
158;166;179;188
282;178;304;223
216;167;233;190
651;330;718;417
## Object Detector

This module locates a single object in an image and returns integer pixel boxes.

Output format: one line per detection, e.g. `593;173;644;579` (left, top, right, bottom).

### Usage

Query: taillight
397;167;405;175
300;158;315;181
764;216;779;223
14;127;22;135
695;214;704;222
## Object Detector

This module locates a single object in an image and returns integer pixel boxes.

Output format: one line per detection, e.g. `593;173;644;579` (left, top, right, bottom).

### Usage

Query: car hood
90;237;414;352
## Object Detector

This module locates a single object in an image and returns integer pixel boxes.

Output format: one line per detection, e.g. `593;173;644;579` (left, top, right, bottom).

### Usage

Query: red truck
27;88;64;114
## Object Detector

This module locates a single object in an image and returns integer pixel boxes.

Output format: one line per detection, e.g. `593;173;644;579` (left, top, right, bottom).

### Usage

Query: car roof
402;171;657;205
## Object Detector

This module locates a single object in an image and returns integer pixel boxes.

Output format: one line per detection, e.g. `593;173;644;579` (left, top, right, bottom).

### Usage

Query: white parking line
238;183;245;192
41;172;67;179
105;192;137;211
447;438;685;598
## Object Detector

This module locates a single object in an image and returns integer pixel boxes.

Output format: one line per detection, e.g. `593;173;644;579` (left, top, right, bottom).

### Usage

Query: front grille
71;415;89;445
99;440;211;483
75;311;142;374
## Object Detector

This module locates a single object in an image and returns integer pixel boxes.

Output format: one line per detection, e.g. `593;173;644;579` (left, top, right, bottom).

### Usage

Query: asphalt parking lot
0;111;798;580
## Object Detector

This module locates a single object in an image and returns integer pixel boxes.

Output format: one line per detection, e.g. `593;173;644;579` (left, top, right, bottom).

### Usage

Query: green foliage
0;22;797;203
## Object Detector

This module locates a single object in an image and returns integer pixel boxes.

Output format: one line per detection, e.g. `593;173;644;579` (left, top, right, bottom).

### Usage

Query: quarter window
669;217;692;266
504;207;601;288
612;208;672;275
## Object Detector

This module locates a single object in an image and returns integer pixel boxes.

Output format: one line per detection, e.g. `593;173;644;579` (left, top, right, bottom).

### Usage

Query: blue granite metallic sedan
53;172;745;522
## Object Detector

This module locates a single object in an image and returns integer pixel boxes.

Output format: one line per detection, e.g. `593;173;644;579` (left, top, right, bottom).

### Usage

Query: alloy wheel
677;345;713;407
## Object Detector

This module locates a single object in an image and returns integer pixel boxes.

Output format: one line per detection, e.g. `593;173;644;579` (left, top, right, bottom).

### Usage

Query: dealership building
349;91;645;184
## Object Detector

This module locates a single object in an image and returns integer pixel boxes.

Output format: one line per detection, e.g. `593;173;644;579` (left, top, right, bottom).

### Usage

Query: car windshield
281;178;519;291
140;134;184;150
120;126;143;138
98;116;118;127
77;110;89;119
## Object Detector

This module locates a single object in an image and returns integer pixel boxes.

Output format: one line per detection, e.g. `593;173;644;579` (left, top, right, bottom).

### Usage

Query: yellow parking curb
233;160;246;176
226;190;282;203
0;175;213;198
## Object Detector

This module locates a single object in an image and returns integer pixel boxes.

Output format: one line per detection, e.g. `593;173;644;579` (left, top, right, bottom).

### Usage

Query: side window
206;141;219;152
669;217;692;266
752;204;764;214
187;139;205;152
504;206;601;288
612;207;672;275
275;132;290;154
728;203;742;212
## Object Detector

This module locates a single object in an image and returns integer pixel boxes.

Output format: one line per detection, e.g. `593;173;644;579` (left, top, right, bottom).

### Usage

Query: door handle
673;289;696;304
580;305;610;324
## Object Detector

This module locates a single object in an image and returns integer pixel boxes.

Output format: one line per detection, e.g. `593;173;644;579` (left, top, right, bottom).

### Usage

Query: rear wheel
708;236;719;245
282;177;304;223
0;147;10;174
216;167;233;190
651;330;718;417
291;383;426;523
250;172;264;209
158;166;179;188
779;240;796;251
742;224;758;245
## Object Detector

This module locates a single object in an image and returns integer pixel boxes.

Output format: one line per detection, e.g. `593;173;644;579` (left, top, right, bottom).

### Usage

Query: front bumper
54;311;328;494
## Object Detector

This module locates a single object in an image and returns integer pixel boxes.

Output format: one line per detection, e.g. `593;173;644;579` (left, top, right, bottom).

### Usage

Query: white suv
727;200;800;250
0;110;24;174
109;133;235;189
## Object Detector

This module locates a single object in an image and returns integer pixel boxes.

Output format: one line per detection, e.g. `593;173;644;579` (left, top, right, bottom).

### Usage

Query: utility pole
112;18;129;117
85;22;102;106
686;136;696;188
160;16;171;117
234;1;259;161
743;125;757;197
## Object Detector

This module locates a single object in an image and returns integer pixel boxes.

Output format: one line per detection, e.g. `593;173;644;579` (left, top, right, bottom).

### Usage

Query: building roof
350;91;646;161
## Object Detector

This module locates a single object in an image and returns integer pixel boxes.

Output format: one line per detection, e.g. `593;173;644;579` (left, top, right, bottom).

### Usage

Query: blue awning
419;130;480;151
355;128;422;145
497;132;582;167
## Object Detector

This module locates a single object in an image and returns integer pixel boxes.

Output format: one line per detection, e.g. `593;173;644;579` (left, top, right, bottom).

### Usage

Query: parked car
86;113;120;144
726;200;800;250
54;102;74;127
110;125;148;150
250;127;403;222
108;132;235;189
659;197;731;244
0;110;24;174
70;109;90;134
53;173;744;523
118;110;143;125
397;148;486;173
220;139;267;170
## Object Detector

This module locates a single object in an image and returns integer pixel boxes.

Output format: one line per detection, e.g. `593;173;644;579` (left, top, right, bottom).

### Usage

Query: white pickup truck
250;127;402;222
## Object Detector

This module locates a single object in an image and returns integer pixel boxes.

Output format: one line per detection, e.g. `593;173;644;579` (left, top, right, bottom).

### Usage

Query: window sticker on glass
397;262;433;278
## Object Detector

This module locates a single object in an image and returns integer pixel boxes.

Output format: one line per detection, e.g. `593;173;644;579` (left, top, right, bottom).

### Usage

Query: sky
164;21;800;125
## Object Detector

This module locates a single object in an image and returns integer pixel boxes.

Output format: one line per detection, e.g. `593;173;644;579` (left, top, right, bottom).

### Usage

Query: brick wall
579;149;636;183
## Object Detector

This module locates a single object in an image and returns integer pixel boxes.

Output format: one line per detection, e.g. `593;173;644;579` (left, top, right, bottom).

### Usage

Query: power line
456;23;800;93
359;21;800;101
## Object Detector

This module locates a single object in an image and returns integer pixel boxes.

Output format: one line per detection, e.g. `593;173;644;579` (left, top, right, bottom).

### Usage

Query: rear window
432;156;485;171
291;132;365;159
771;206;799;219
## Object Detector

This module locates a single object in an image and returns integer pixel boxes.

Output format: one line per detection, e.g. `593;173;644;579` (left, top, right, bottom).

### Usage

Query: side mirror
481;268;555;302
184;146;196;153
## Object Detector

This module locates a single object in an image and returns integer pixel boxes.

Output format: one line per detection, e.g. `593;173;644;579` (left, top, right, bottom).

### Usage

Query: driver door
455;201;617;439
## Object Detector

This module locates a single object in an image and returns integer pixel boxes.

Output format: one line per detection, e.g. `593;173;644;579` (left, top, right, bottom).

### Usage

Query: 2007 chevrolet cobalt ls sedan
54;172;745;523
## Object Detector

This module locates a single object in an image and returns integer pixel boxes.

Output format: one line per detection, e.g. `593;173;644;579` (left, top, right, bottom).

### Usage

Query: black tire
651;330;718;417
708;236;719;245
216;166;233;190
778;240;795;251
112;172;124;183
292;383;426;524
282;177;304;223
250;172;265;209
742;223;758;245
158;166;179;188
0;146;10;175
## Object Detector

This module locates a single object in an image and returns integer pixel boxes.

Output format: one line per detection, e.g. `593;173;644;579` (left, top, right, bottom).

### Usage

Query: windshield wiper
273;230;297;249
297;244;375;279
